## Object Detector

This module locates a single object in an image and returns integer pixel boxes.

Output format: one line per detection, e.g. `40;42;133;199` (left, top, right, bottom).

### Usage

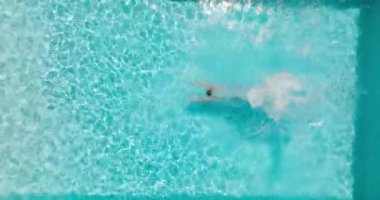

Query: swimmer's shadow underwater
186;99;290;177
186;99;284;139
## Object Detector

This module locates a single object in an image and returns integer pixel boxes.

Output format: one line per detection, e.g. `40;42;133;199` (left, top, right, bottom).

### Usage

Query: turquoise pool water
0;0;370;199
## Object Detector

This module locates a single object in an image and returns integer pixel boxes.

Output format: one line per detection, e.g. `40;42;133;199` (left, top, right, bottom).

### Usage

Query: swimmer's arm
187;97;222;103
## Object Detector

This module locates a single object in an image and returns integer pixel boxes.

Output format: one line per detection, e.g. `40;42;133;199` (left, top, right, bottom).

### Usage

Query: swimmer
187;73;306;120
187;81;247;103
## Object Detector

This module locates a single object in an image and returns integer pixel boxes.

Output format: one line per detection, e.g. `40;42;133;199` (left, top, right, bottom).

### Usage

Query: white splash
309;120;324;128
246;72;306;120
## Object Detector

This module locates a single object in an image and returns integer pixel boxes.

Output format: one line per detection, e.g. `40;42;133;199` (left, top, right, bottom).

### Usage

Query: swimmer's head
206;88;213;96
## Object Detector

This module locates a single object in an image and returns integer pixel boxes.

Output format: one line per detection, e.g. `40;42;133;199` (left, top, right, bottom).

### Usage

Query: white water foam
247;72;306;121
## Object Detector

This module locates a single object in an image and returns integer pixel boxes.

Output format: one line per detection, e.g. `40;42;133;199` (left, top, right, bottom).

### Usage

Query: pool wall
354;0;380;199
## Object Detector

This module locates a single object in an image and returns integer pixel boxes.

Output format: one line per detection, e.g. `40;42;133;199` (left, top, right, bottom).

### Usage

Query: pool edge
353;0;380;199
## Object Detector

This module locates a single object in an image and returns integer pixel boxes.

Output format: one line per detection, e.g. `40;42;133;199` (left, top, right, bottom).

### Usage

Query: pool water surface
0;0;361;199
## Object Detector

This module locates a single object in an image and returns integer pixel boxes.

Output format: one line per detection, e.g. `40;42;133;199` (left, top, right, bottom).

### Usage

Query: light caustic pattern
0;0;358;198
